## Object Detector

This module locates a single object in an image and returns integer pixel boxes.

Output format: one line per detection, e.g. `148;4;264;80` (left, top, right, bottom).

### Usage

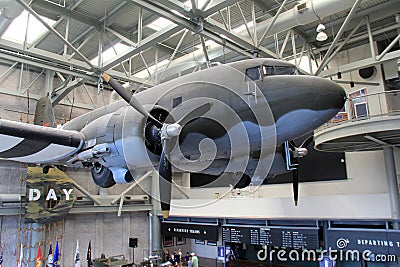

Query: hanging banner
25;167;75;223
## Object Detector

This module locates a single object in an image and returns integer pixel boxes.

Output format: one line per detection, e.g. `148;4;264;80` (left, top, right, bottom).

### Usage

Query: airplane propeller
102;73;211;218
288;135;313;206
101;73;162;127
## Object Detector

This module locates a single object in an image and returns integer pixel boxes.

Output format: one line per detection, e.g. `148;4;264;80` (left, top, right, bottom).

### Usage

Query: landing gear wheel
91;162;116;188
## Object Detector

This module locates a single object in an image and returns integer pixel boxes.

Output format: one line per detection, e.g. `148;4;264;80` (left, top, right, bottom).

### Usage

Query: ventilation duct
149;0;368;81
255;0;362;37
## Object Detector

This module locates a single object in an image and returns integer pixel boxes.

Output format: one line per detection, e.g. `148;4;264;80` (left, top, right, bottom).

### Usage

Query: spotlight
316;31;328;42
316;23;328;42
316;23;326;32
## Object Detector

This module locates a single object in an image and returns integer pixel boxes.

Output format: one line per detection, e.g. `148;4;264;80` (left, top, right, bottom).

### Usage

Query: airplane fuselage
62;58;345;184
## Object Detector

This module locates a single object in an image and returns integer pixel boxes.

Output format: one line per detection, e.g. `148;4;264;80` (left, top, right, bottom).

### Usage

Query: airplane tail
33;94;56;127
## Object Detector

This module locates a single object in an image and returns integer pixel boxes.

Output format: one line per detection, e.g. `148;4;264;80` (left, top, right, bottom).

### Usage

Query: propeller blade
159;140;172;219
102;73;162;127
176;102;212;126
300;135;314;148
292;159;299;206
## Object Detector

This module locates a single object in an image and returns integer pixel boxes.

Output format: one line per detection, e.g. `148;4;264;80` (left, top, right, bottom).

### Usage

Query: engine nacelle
80;105;168;185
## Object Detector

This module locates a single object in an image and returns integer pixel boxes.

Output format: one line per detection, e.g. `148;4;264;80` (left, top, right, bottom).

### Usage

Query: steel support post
383;147;400;225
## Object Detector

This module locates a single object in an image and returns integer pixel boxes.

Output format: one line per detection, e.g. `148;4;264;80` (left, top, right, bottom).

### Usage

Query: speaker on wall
129;238;138;248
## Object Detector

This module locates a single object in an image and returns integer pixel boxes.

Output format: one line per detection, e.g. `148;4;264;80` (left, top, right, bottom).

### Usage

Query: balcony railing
316;89;400;132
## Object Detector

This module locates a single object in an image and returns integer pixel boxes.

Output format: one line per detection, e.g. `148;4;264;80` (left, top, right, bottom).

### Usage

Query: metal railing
316;89;400;132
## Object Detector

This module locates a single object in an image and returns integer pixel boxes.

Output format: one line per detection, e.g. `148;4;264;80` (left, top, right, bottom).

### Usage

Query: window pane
275;66;297;75
245;66;262;81
263;65;274;75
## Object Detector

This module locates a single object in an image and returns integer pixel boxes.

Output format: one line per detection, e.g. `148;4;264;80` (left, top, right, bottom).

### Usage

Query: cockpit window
275;66;297;75
263;66;274;76
263;65;297;76
245;66;262;81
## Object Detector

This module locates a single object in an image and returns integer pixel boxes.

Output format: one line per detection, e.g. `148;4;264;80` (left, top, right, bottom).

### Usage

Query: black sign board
270;227;319;249
326;229;400;256
161;222;218;240
222;226;272;245
222;226;318;249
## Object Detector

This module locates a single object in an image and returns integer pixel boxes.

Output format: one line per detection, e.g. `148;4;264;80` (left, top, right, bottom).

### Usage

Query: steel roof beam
32;0;99;27
51;78;85;106
315;0;365;75
0;41;149;84
202;0;242;18
28;0;85;49
101;24;182;71
127;0;277;59
16;0;96;70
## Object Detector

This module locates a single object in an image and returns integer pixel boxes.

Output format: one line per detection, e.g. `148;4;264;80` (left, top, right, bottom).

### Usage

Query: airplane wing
0;119;84;164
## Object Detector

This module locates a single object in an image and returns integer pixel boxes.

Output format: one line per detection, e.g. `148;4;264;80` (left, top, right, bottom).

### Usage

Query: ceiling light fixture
316;23;328;42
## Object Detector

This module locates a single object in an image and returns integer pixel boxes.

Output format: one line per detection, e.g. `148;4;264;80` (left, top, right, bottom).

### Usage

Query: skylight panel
2;10;56;44
91;43;130;65
148;18;176;31
184;0;211;9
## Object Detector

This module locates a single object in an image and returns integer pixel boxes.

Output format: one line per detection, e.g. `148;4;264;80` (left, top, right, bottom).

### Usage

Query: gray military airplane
0;58;345;218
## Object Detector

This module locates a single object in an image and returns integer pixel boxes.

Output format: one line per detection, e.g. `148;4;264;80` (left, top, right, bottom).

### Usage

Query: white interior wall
327;43;388;115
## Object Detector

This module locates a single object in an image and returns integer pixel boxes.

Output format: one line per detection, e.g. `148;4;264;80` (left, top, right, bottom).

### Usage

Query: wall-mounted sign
25;167;75;223
161;222;218;240
222;226;272;245
326;229;400;256
222;226;319;249
270;227;319;250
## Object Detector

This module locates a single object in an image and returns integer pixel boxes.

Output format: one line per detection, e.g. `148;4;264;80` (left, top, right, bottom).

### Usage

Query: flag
86;240;92;267
74;240;80;267
53;242;60;267
46;244;53;267
17;243;23;267
35;244;43;267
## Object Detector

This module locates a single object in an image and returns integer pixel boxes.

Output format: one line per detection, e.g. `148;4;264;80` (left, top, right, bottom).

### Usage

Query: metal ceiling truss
0;0;158;106
0;0;397;108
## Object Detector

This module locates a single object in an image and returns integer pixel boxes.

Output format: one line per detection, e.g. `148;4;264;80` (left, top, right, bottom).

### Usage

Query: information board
222;226;318;249
222;226;271;245
270;228;319;249
161;222;218;240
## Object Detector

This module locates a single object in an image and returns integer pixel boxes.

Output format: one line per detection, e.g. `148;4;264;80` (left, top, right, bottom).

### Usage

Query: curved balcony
314;89;400;152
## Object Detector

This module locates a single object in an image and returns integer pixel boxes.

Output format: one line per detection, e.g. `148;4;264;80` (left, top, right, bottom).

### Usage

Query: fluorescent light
147;18;176;31
91;43;130;64
2;10;56;44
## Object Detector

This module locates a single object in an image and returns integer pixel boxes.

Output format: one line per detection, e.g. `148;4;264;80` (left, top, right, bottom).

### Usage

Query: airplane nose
315;77;346;123
318;78;346;109
260;75;346;126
